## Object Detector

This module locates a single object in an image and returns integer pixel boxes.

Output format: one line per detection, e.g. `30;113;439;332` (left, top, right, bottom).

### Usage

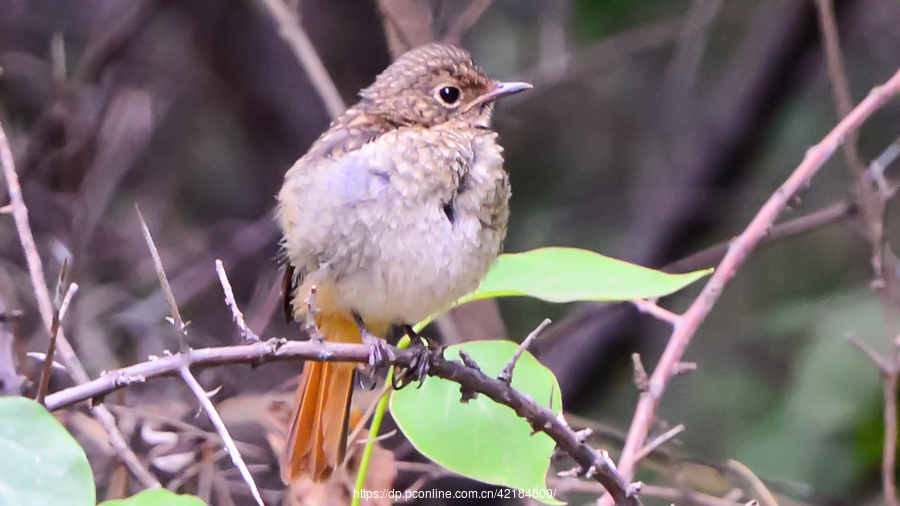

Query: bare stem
0;116;160;489
256;0;345;120
180;366;265;506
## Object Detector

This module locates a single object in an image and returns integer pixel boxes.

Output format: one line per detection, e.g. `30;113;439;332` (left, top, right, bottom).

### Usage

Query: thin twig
0;116;161;489
632;424;685;464
36;283;78;404
442;0;493;45
256;0;345;121
815;0;866;177
867;137;900;197
608;66;900;492
663;201;854;273
215;260;259;343
181;366;266;506
137;210;264;505
727;460;779;506
631;299;681;325
498;318;551;384
343;381;393;468
136;206;187;349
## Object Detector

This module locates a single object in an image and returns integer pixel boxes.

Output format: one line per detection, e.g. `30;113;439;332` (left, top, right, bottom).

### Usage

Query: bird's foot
393;325;439;390
352;311;395;368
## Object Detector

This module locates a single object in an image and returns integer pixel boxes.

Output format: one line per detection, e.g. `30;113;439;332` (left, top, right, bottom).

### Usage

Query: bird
276;43;531;484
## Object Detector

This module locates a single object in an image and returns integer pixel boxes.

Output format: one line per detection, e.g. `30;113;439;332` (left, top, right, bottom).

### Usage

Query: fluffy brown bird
277;43;530;483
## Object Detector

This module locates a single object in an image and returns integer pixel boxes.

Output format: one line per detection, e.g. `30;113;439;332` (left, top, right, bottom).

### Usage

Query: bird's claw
393;326;438;390
364;333;395;368
352;311;395;369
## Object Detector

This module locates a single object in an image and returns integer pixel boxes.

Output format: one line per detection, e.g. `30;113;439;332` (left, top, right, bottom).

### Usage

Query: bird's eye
437;86;462;106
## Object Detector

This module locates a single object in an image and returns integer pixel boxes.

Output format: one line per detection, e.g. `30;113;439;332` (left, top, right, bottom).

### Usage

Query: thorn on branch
632;353;649;392
498;318;551;385
458;349;481;371
265;337;287;354
457;349;481;402
627;482;643;497
673;362;697;376
557;466;581;478
574;428;593;444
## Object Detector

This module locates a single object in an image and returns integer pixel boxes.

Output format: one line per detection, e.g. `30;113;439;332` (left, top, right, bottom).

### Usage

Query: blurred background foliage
1;0;900;505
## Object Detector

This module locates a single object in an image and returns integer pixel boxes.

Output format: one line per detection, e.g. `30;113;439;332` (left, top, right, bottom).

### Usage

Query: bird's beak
485;81;533;100
463;81;532;112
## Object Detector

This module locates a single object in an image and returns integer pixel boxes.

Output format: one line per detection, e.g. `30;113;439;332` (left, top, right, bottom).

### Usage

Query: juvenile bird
277;43;530;483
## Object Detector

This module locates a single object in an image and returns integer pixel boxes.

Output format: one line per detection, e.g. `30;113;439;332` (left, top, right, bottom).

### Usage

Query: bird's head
357;44;531;129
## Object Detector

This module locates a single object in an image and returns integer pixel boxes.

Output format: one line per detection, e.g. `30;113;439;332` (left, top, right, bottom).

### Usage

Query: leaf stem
352;330;416;506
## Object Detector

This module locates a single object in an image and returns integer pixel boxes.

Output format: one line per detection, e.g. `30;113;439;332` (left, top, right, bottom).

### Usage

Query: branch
137;215;264;505
256;0;345;121
180;366;265;506
816;4;900;506
0;116;161;489
663;201;855;273
44;337;642;505
609;66;900;489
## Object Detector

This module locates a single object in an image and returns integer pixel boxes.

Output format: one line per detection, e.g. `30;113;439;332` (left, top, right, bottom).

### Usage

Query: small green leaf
0;397;95;506
463;247;710;304
390;341;563;504
99;489;207;506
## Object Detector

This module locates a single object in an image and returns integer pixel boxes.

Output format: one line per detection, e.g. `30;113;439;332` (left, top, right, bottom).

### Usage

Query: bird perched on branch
277;43;530;483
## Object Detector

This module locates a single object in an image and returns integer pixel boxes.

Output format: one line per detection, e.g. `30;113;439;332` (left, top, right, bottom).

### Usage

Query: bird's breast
278;125;510;325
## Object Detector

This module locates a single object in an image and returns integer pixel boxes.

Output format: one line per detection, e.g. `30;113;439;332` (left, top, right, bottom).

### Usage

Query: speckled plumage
277;43;529;484
278;43;520;325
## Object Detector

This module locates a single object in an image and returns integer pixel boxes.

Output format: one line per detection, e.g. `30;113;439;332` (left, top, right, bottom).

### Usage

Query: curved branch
612;66;900;488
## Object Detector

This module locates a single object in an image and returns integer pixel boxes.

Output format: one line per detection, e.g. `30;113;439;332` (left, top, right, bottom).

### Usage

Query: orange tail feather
281;307;370;484
281;359;354;483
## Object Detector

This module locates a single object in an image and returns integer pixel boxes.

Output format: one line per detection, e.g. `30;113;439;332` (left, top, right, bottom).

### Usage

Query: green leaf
390;341;563;504
99;489;207;506
0;397;95;506
463;247;711;304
